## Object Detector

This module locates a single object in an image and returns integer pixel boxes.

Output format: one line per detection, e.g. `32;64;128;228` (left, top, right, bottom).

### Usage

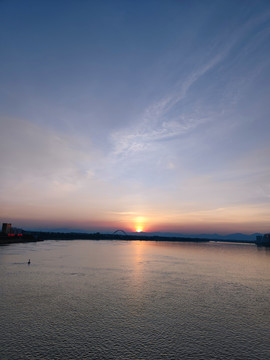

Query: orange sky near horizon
4;204;270;234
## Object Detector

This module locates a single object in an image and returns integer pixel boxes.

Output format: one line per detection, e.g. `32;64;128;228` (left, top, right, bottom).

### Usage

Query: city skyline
1;0;270;234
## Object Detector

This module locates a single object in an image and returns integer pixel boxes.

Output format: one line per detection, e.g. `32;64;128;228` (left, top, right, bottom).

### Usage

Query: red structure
2;223;22;236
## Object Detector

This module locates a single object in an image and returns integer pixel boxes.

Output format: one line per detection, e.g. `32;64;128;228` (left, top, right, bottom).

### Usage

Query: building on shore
1;223;40;244
256;233;270;246
1;223;23;237
2;223;12;235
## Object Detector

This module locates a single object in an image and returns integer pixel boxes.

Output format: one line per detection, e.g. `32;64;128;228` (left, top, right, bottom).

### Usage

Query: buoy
28;259;31;265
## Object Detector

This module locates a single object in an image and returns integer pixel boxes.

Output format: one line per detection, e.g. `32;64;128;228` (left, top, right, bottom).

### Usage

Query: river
0;240;269;359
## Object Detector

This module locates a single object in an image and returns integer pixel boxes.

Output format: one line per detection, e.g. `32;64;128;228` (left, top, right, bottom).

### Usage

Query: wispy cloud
110;9;270;166
110;57;222;159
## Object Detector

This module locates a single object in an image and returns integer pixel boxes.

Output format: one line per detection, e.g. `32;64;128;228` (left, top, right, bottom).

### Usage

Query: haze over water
1;240;269;359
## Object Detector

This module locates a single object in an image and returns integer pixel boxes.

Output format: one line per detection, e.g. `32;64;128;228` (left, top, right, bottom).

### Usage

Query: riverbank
0;230;262;245
0;234;44;245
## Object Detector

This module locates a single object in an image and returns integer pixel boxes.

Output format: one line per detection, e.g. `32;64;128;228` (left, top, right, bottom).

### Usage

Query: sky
1;0;270;234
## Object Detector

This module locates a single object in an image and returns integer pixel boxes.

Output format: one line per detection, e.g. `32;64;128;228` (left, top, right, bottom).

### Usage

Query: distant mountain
131;232;262;242
24;227;263;242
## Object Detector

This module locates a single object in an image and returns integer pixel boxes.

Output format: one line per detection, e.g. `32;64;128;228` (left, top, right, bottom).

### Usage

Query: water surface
0;240;269;359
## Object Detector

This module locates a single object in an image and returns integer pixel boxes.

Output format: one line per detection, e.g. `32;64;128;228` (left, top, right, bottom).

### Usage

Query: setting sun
134;216;146;233
136;225;143;233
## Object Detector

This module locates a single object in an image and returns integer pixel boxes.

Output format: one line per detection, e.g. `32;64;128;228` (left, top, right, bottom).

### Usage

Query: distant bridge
113;229;127;236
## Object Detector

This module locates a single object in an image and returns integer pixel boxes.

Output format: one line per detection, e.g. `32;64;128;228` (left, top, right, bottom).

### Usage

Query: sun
134;216;146;233
136;225;143;233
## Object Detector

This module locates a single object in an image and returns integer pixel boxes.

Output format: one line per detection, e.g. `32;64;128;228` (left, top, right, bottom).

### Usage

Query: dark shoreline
34;231;211;242
0;234;44;245
0;231;259;245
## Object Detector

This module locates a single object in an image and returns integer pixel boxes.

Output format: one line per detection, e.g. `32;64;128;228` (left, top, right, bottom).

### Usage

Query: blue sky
1;0;270;234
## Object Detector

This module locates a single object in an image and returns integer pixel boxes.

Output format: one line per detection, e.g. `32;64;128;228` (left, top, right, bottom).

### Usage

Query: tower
2;223;12;235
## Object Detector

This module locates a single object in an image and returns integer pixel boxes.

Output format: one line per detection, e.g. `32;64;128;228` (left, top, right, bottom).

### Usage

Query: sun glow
136;225;143;233
135;216;145;233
